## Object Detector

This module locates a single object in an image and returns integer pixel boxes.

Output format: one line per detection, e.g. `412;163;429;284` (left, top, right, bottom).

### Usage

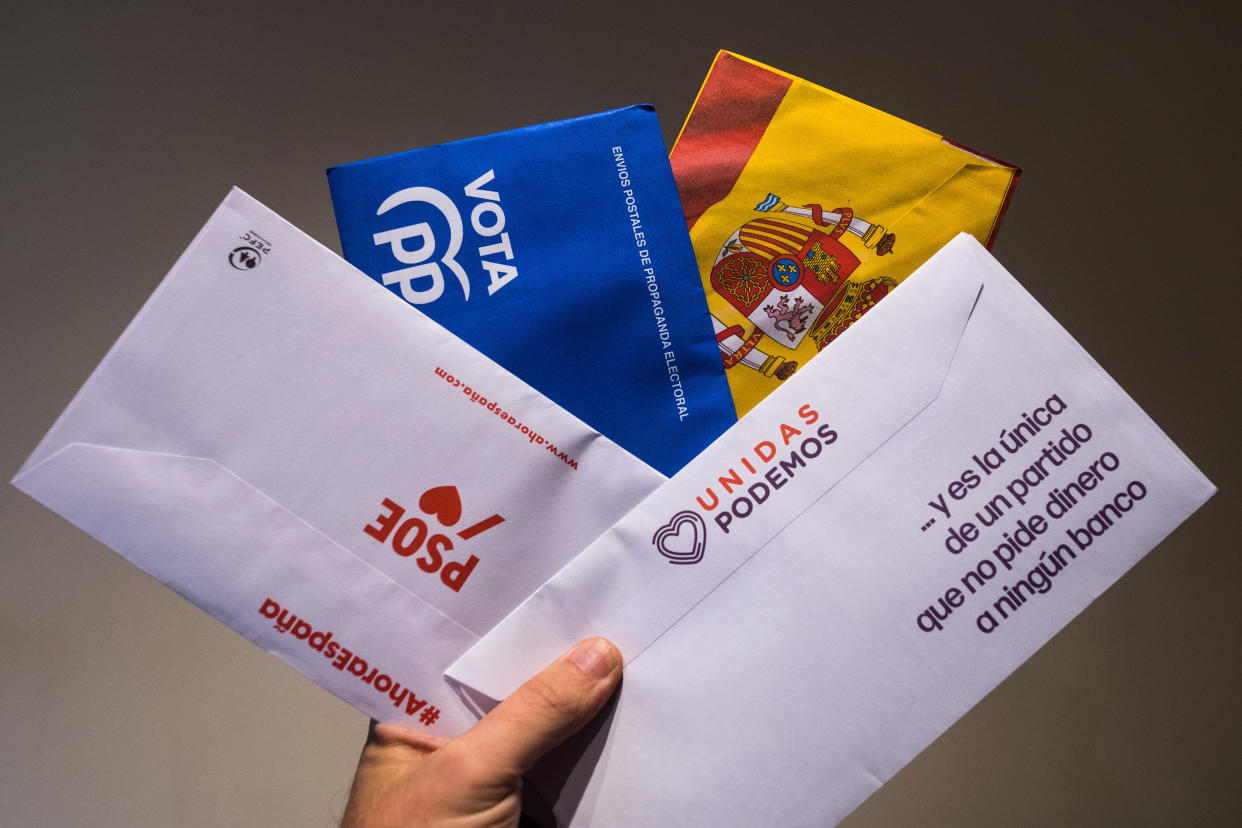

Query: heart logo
651;510;707;565
419;485;462;527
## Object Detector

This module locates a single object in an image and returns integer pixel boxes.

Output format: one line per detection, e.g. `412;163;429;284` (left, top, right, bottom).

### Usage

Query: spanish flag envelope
671;51;1020;417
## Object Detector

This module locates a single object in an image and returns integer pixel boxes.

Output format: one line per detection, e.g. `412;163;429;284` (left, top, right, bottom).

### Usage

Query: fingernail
568;637;616;680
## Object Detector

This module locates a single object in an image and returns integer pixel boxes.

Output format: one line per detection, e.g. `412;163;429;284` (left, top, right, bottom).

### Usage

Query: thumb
450;637;622;778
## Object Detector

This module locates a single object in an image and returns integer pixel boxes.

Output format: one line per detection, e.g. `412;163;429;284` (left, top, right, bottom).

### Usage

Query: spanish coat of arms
709;194;897;380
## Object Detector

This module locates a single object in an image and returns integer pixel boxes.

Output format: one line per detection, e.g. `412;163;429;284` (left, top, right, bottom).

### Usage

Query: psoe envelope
11;188;665;738
447;234;1216;825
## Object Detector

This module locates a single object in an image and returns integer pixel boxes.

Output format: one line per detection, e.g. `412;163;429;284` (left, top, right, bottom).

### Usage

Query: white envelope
447;234;1215;825
11;188;665;737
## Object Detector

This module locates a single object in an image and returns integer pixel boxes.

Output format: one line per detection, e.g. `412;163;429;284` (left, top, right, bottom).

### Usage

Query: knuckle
522;676;574;720
520;673;596;732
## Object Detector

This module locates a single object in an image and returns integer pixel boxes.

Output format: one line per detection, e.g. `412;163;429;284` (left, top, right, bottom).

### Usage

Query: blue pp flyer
327;105;735;475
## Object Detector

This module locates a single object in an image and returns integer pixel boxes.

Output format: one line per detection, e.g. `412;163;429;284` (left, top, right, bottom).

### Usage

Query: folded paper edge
13;440;486;734
13;441;475;638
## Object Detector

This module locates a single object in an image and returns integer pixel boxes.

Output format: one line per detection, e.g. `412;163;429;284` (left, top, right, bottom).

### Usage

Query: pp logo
228;246;261;270
372;187;469;305
652;510;707;565
372;170;518;306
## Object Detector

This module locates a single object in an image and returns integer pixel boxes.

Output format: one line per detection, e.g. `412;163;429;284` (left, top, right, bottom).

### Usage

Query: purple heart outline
651;510;706;565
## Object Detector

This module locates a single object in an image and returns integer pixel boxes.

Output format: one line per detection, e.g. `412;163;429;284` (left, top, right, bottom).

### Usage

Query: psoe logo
652;510;707;565
372;170;519;305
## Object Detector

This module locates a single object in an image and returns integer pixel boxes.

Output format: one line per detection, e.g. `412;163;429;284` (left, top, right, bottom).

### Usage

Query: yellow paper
671;51;1020;416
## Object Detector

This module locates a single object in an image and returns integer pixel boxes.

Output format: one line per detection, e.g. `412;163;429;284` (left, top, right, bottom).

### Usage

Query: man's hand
341;637;622;827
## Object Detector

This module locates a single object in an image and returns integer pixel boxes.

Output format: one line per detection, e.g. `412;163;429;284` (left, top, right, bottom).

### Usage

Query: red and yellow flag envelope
671;51;1020;417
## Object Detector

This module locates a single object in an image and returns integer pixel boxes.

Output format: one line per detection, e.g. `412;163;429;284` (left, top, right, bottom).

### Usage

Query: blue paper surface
328;105;735;474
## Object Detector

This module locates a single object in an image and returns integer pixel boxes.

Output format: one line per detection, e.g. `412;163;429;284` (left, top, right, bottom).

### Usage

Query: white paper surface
447;234;1216;825
12;188;666;737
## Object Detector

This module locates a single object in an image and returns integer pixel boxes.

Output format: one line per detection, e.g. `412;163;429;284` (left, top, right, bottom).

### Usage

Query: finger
450;637;622;778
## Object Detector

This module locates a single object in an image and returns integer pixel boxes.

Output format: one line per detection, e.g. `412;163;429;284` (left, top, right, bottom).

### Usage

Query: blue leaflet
327;105;735;474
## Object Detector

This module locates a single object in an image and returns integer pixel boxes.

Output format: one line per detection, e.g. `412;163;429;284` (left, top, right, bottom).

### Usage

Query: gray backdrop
3;1;1238;825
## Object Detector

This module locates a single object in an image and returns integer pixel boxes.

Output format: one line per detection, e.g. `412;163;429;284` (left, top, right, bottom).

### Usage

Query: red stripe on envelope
671;52;791;231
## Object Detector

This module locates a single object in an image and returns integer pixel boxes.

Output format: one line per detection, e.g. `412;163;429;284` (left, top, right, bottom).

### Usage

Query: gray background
3;1;1238;825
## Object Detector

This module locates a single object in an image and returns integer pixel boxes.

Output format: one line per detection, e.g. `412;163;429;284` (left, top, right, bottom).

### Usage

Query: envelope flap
14;442;480;735
885;155;1020;255
447;236;987;700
